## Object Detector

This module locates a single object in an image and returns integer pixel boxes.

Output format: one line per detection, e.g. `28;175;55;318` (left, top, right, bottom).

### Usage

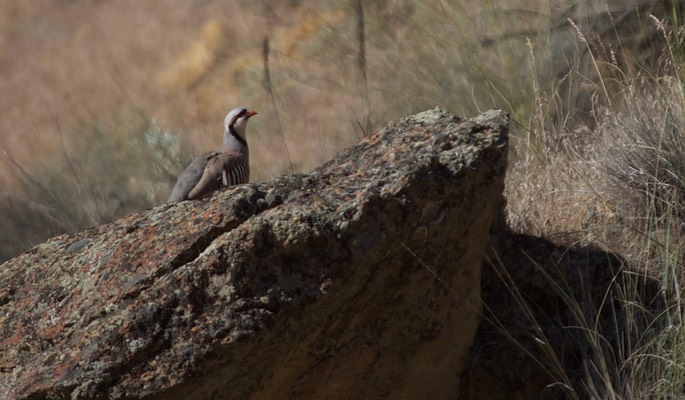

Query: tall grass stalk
354;0;372;136
262;36;293;174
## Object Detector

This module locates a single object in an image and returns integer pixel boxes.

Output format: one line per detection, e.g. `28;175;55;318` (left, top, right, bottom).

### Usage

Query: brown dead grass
3;1;685;397
0;0;680;271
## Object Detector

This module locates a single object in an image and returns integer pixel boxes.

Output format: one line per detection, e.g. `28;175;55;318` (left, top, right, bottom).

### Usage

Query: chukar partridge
168;106;257;202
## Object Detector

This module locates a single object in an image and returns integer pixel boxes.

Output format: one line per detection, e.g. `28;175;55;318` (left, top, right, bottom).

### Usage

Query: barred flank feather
223;161;249;186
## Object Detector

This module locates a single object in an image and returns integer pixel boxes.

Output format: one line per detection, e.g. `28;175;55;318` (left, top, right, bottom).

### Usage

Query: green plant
0;105;188;262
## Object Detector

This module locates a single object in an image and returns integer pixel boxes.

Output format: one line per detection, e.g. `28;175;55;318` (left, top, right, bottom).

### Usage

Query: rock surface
0;108;509;399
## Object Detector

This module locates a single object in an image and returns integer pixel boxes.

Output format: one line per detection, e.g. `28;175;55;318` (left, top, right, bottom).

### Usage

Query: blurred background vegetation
0;0;677;262
2;0;685;397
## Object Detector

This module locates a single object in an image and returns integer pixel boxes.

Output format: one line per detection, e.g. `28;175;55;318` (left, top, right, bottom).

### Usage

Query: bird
168;106;257;202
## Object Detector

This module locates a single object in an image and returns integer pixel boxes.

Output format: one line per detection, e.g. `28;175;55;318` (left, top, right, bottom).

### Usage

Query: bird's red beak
246;110;257;118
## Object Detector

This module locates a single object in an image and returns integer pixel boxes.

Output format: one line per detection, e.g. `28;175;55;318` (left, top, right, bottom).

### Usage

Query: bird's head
224;106;257;139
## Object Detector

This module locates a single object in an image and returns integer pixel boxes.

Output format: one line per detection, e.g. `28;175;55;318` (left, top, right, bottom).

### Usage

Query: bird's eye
231;109;248;125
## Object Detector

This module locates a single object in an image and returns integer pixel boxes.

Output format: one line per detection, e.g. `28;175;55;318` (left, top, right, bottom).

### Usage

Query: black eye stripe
230;108;249;128
231;109;247;125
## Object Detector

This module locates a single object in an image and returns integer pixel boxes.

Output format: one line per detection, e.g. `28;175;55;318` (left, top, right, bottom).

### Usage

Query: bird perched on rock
168;106;257;202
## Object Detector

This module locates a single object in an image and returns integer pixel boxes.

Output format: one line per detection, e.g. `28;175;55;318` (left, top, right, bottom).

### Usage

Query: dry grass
503;4;685;397
2;1;685;396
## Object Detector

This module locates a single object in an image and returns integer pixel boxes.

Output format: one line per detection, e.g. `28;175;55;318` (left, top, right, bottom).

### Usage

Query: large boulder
0;108;509;399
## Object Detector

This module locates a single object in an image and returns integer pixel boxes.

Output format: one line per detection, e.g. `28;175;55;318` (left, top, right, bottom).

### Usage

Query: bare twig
55;94;82;186
355;0;367;84
262;36;293;173
354;0;372;136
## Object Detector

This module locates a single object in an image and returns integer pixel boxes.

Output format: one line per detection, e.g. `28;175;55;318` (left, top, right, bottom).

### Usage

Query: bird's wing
187;151;247;200
167;151;220;202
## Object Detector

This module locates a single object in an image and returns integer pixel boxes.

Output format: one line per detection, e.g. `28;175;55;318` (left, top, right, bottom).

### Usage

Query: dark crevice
168;225;236;271
168;189;287;271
